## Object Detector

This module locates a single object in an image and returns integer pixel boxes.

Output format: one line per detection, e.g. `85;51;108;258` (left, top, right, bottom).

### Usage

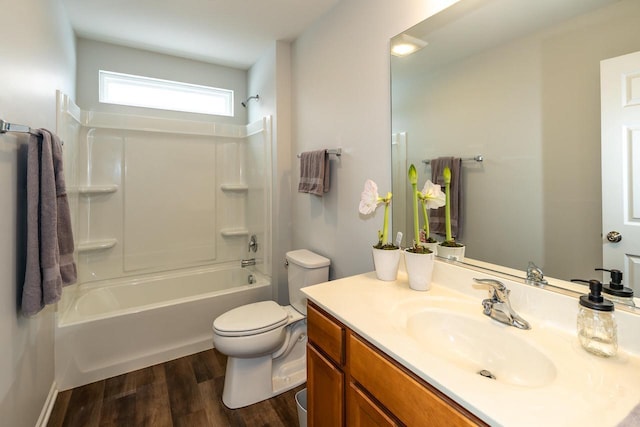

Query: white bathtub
55;265;271;391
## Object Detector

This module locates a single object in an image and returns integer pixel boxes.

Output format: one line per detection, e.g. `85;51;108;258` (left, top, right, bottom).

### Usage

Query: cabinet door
348;383;400;427
307;343;344;426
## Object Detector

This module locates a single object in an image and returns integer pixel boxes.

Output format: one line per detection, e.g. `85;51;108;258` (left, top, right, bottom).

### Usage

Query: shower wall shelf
77;238;117;253
220;184;249;192
76;185;119;196
220;228;249;237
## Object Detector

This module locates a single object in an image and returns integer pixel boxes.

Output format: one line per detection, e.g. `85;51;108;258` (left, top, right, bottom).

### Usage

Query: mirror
391;0;640;299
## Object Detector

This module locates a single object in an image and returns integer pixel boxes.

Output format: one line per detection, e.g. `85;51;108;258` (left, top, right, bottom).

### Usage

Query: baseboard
35;381;58;427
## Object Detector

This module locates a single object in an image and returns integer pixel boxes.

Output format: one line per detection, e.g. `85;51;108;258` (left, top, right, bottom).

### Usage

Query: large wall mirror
391;0;640;297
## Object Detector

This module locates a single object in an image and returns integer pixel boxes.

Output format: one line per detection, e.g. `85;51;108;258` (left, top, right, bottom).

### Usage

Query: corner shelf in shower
220;228;249;237
76;185;118;196
77;238;117;253
220;184;248;192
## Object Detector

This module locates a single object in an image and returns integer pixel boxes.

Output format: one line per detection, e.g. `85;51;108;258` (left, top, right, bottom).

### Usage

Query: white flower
419;180;446;210
359;179;393;247
359;179;380;215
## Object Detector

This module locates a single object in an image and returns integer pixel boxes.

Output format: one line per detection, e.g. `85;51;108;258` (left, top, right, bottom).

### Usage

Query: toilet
212;249;330;409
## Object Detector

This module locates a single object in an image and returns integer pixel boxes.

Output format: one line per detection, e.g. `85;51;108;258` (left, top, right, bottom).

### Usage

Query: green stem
444;167;452;242
421;199;430;240
412;182;419;246
408;164;419;247
382;195;391;244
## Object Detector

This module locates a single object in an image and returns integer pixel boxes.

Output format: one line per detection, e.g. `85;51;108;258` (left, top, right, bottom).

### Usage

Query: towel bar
422;155;483;165
0;119;37;135
297;148;342;158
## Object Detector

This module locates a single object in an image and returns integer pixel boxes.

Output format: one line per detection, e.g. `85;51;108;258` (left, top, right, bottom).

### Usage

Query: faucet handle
474;278;531;330
474;278;509;301
473;278;507;292
526;261;548;284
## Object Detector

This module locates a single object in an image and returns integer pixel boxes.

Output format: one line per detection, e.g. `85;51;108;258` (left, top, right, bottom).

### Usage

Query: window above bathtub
98;70;234;117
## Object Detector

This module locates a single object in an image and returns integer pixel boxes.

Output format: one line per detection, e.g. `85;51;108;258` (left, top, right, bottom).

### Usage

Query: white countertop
302;260;640;427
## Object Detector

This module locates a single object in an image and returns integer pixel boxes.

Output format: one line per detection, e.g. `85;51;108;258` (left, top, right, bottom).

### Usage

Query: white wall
76;38;248;125
291;0;459;279
0;0;76;425
248;41;293;304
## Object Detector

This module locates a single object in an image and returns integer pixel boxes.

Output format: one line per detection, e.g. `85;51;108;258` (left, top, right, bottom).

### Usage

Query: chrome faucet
473;278;531;330
526;261;548;286
241;258;256;267
248;234;258;253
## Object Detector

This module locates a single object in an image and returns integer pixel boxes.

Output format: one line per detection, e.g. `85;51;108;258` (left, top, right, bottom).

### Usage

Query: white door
601;51;640;293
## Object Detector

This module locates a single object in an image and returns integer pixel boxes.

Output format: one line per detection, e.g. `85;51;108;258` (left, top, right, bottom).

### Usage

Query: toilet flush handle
284;259;289;269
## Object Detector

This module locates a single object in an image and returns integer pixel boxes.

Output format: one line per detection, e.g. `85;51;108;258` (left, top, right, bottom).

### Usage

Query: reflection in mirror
391;0;640;305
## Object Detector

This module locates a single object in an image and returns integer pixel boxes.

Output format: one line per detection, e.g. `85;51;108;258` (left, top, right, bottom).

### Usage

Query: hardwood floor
47;349;305;427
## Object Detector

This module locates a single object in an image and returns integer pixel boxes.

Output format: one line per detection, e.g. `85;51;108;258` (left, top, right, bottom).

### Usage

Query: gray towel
430;157;463;239
618;403;640;426
298;149;330;196
22;129;77;316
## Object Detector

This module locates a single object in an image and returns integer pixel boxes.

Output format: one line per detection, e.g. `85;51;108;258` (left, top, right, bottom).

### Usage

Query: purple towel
430;157;463;239
22;129;77;316
298;149;330;196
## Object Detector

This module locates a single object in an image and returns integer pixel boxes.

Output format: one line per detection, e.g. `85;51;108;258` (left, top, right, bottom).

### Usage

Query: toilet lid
213;300;288;337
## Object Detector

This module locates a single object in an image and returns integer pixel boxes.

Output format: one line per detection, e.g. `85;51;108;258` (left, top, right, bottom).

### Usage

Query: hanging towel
298;149;330;196
22;129;77;316
430;157;463;239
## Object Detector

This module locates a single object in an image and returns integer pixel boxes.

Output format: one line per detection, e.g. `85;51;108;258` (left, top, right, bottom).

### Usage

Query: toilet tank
286;249;330;315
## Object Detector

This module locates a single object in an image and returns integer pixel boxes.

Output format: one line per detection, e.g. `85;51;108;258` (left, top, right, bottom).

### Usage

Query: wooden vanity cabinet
307;301;346;426
306;301;487;427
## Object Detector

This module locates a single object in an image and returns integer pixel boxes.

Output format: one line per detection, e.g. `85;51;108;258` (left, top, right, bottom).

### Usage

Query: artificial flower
419;179;445;243
359;179;380;215
419;180;446;210
359;179;394;248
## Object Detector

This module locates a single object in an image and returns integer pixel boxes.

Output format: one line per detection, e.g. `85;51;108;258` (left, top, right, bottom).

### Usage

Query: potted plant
404;165;437;291
438;166;465;261
359;179;401;281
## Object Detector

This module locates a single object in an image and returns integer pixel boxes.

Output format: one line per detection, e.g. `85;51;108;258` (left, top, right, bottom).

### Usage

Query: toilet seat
213;301;288;337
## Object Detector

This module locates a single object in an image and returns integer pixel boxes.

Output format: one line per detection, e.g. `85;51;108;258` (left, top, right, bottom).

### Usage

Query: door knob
606;231;622;243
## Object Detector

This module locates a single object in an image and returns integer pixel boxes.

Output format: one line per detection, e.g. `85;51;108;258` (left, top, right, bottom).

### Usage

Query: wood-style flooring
47;349;305;427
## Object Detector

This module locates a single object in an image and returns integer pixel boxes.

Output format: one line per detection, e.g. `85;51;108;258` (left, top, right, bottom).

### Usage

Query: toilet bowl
212;249;330;409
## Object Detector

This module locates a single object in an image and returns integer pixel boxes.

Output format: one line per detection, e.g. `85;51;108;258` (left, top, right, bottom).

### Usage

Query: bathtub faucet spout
241;258;256;268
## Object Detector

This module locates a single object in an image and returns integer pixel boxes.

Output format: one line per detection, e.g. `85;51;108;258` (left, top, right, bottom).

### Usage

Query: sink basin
394;301;557;388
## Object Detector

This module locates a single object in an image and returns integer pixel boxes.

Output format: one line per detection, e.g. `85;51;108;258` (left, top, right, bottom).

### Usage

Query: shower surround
54;93;273;390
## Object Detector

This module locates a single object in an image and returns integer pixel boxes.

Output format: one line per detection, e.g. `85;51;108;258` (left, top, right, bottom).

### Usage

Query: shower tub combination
54;93;274;391
55;265;271;391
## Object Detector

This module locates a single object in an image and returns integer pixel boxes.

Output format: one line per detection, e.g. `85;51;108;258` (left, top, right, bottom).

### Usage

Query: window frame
98;70;234;117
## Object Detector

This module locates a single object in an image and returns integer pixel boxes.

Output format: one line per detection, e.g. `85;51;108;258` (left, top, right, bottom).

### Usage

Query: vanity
302;260;640;426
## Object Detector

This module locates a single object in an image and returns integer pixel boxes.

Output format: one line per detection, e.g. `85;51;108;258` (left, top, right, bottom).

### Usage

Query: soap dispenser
595;268;635;307
576;280;617;357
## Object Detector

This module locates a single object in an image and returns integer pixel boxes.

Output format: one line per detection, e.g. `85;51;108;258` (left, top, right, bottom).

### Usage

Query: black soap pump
596;268;636;307
575;280;617;357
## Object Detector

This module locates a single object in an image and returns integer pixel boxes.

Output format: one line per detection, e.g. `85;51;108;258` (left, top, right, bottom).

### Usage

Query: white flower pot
420;241;439;255
404;249;435;291
372;247;401;281
437;244;465;262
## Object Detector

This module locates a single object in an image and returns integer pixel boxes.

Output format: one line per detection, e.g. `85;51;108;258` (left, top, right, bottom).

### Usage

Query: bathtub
55;265;271;391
